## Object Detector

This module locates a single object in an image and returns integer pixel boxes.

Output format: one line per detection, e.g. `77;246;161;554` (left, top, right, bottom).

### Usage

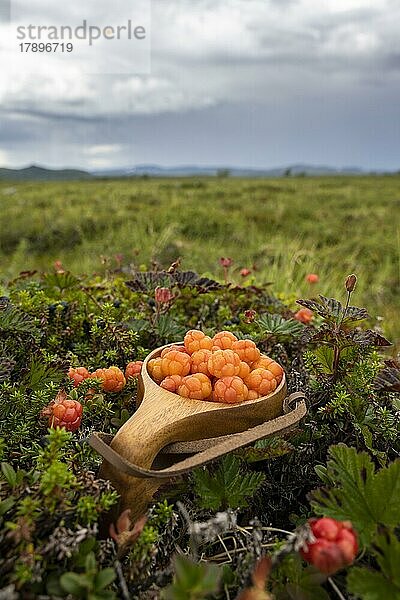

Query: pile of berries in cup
147;330;284;404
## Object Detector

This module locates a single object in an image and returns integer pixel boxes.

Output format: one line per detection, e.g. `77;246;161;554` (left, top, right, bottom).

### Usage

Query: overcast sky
0;0;399;170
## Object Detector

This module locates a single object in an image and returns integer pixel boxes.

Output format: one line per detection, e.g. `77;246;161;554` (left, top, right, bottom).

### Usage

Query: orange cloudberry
212;330;238;350
42;391;83;432
161;350;192;377
125;361;143;379
245;368;277;397
247;389;259;401
160;375;183;393
294;308;313;324
238;361;251;379
213;376;249;404
208;349;241;378
92;367;126;393
232;339;261;365
160;344;188;358
178;373;212;400
68;366;91;388
147;358;164;383
184;330;213;355
251;356;273;370
191;349;212;377
252;357;284;384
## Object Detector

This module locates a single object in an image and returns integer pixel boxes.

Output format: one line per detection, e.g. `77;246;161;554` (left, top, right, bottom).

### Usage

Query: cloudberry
125;361;143;379
245;368;277;397
306;273;319;284
213;376;249;403
160;344;188;358
294;308;313;324
161;350;192;377
232;339;261;364
92;367;126;393
43;392;83;432
160;375;183;393
301;518;358;575
68;367;91;388
178;373;212;400
184;330;213;355
147;358;164;383
191;349;212;377
251;356;273;370
212;330;238;350
247;389;259;401
252;357;284;384
208;349;241;378
238;361;251;379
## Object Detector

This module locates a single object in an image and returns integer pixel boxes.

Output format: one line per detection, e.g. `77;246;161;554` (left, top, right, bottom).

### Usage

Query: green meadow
1;175;399;342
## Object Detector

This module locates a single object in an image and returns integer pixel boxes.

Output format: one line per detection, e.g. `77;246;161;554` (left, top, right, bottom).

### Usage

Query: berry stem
328;577;347;600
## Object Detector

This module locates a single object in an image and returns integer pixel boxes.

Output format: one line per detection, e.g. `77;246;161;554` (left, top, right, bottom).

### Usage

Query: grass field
1;175;399;342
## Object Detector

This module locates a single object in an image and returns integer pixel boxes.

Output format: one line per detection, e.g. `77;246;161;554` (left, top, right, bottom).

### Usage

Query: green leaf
311;346;335;374
43;271;80;291
0;496;15;516
347;568;400;600
23;357;63;391
95;569;116;590
60;572;86;595
371;529;400;587
1;462;17;487
240;436;293;463
192;454;265;510
297;296;368;325
162;555;221;600
85;552;97;573
0;305;39;337
310;445;400;545
256;313;304;340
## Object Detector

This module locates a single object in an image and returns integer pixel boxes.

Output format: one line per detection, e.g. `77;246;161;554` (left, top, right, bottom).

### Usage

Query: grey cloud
0;0;399;169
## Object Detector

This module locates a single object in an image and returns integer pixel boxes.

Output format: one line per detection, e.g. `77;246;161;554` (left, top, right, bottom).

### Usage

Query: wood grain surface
99;343;288;518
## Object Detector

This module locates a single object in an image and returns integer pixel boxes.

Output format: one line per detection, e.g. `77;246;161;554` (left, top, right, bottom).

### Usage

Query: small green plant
162;555;221;600
192;455;265;511
59;553;116;599
311;444;400;545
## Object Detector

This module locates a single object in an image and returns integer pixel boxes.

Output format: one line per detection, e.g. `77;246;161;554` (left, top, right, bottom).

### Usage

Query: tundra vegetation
0;175;399;598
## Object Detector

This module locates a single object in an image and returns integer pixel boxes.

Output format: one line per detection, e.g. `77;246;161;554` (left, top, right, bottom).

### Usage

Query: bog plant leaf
240;436;294;463
310;445;400;545
297;295;369;324
0;304;39;337
256;313;304;340
347;530;400;600
192;454;265;510
162;555;220;600
43;271;80;291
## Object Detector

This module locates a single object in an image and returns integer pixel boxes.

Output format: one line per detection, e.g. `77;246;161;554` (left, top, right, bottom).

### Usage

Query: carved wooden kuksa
91;344;306;519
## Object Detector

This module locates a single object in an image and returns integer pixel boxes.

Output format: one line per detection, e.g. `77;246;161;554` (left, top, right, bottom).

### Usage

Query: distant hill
0;163;390;182
93;163;368;178
0;165;92;181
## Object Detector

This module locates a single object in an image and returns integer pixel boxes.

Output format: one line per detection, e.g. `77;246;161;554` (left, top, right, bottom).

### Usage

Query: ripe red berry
294;308;313;324
125;361;143;379
306;273;319;284
311;517;340;541
68;367;91;388
160;375;183;393
301;518;358;575
92;367;126;393
43;391;83;432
